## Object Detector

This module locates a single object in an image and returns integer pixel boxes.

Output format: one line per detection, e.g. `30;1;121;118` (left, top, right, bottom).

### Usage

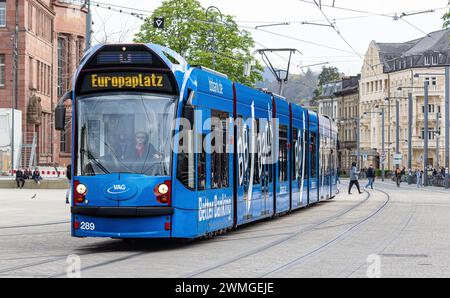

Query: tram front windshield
76;93;176;176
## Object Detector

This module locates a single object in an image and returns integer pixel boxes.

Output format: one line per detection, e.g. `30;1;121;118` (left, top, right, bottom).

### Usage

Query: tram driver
122;131;165;175
127;131;161;161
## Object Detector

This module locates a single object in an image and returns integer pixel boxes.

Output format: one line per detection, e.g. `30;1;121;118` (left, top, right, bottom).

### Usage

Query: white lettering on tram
198;194;232;222
208;77;223;94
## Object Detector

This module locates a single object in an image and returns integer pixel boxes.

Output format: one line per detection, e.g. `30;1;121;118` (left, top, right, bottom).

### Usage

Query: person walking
416;169;423;188
395;167;401;187
348;162;363;195
365;164;376;189
408;168;413;184
15;169;25;189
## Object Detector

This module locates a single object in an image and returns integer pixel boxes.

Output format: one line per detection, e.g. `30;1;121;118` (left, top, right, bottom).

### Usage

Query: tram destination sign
78;71;175;94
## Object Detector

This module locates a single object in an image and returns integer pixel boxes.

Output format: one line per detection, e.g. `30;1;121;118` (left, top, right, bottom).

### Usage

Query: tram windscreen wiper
80;125;110;175
80;148;110;175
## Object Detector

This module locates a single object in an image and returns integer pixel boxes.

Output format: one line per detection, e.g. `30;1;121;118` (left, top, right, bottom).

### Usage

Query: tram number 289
79;222;95;231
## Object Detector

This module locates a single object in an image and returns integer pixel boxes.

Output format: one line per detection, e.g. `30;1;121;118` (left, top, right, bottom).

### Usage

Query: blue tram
55;43;338;239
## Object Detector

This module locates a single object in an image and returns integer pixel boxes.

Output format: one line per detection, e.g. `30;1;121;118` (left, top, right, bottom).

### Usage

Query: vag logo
107;184;129;194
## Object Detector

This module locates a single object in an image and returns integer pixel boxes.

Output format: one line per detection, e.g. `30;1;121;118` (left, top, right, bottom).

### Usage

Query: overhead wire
307;0;380;78
88;1;448;78
400;18;433;38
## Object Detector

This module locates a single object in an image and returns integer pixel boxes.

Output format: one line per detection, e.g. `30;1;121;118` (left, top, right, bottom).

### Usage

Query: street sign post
393;153;403;166
380;152;386;165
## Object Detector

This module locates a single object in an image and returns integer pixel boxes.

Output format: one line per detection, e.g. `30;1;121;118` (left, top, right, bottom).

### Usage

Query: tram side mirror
55;91;72;131
55;105;66;131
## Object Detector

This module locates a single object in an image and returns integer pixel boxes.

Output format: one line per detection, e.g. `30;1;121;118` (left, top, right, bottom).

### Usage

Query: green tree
312;66;341;103
443;1;450;28
134;0;262;86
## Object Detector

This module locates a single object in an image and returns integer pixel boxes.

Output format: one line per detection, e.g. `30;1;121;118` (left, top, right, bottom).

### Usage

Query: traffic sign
153;17;165;29
393;153;403;165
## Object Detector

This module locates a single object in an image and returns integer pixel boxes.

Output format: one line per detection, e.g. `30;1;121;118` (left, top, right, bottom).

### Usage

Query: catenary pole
424;81;429;186
408;92;413;184
445;66;449;189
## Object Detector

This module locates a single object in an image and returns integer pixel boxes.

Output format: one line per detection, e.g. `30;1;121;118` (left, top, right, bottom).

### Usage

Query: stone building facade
334;76;360;172
0;0;86;170
318;75;360;172
359;29;450;171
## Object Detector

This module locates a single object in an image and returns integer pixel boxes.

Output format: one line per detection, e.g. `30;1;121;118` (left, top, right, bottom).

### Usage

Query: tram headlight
154;181;172;205
157;183;169;195
76;183;88;195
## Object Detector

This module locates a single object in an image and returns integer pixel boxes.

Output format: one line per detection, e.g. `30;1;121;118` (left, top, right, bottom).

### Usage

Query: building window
431;77;437;86
421;105;436;113
432;55;438;65
60;106;72;154
0;54;4;87
28;3;33;32
421;128;435;140
0;1;5;27
424;55;430;66
57;37;69;96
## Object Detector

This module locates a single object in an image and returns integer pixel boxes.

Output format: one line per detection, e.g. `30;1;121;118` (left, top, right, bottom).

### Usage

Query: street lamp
397;86;425;176
413;69;449;188
376;97;402;170
205;6;223;70
363;110;384;181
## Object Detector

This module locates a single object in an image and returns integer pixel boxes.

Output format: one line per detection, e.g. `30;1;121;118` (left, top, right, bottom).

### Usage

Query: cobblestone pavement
0;180;449;278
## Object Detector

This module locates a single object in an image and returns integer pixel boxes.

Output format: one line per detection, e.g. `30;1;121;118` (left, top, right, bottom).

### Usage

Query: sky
91;0;449;76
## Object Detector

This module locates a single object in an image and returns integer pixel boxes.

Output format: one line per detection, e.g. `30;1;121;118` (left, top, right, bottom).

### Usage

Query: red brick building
0;0;86;170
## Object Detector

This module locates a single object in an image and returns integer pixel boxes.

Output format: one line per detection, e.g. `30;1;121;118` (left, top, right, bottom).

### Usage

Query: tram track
182;186;372;278
343;200;417;278
2;184;356;277
258;188;391;278
0;230;68;238
0;220;69;230
0;239;139;276
0;184;374;278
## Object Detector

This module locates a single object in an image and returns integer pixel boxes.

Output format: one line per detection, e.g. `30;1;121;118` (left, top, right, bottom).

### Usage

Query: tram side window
311;132;317;178
279;125;288;182
292;128;298;181
298;131;303;179
176;105;195;189
211;110;229;189
319;135;324;177
268;121;274;184
326;136;331;176
198;133;207;190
